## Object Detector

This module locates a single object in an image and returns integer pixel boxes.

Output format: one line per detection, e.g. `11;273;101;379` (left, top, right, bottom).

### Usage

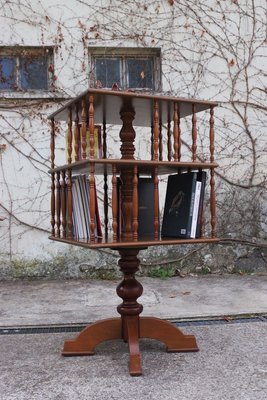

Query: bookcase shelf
49;158;218;176
48;88;218;376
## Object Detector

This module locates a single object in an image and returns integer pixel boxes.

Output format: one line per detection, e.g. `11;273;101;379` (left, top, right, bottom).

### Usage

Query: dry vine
0;0;266;265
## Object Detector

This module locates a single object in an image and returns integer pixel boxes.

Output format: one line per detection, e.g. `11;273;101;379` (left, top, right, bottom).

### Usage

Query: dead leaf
181;291;191;296
224;316;233;322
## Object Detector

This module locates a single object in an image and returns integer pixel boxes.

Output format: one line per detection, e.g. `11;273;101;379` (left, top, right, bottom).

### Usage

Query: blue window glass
95;58;121;88
0;57;16;89
20;56;48;90
127;59;153;89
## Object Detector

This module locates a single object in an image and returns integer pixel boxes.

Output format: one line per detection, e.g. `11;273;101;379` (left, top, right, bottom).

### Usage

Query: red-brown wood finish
56;171;61;238
48;89;218;376
119;101;135;242
61;170;66;238
153;99;159;161
74;103;80;162
167;111;172;161
67;107;72;165
89;95;95;159
111;164;118;242
209;106;217;237
67;168;72;239
173;102;179;161
102;117;109;238
50;118;55;237
81;97;86;160
132;165;138;241
89;163;96;242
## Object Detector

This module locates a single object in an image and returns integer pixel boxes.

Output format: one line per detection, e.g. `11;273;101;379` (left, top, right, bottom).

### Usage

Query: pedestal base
62;316;198;376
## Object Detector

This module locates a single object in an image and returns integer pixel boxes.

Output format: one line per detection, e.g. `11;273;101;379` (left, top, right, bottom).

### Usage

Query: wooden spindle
159;119;163;161
89;165;96;242
153;99;159;161
50;118;55;236
61;170;66;238
67;107;72;164
81;97;87;159
177;103;181;161
173;102;179;161
56;171;61;238
89;95;95;159
167;109;172;161
67;169;72;239
112;165;118;241
209;106;216;237
192;103;197;162
153;167;159;239
132;165;138;241
150;123;154;160
74;103;80;162
103;118;108;239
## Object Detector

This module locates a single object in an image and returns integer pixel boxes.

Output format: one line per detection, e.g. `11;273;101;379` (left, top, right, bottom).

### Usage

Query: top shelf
48;88;218;127
49;158;218;175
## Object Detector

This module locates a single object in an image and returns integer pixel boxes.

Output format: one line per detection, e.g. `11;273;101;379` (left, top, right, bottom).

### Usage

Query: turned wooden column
119;99;136;241
116;249;143;340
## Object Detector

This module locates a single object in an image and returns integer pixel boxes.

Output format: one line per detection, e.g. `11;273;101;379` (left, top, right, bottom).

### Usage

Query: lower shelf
49;235;219;249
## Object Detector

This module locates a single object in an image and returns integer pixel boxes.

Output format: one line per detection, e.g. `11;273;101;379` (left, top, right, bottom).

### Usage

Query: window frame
0;46;54;93
89;47;162;91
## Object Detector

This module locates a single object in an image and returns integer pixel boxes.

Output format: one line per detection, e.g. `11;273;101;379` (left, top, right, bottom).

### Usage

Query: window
0;47;53;91
89;48;161;91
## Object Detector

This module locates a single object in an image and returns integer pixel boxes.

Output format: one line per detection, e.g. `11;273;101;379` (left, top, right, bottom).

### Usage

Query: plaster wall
0;0;266;278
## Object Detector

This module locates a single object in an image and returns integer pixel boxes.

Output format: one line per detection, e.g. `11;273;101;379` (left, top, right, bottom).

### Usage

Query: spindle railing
49;89;218;246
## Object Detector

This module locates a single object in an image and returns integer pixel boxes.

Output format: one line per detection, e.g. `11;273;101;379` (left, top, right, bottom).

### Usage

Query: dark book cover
161;172;198;238
138;178;155;239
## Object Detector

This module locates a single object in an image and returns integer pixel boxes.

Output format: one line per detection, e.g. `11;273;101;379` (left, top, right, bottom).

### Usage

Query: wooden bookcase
48;88;218;376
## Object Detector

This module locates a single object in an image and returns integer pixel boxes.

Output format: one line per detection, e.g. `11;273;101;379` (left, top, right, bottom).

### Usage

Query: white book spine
190;181;202;238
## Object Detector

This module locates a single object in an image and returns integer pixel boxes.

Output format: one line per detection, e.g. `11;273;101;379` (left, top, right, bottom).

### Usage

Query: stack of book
71;174;102;239
161;171;206;239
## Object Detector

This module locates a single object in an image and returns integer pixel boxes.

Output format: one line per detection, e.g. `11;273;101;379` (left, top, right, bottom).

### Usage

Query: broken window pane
20;56;48;90
95;58;121;88
0;57;16;89
127;59;153;89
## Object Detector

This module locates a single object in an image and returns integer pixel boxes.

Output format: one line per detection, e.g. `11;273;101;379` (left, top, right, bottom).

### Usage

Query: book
71;175;102;239
65;125;102;163
161;172;198;238
195;171;207;238
138;178;156;239
190;180;202;238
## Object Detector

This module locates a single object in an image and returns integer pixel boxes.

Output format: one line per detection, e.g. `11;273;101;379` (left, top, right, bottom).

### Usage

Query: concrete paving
0;275;267;327
0;275;266;399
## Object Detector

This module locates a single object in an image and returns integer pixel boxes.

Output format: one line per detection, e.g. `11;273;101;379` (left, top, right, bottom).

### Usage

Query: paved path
0;275;266;327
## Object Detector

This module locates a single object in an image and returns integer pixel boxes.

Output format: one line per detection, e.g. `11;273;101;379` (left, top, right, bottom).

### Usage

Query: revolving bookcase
48;88;218;376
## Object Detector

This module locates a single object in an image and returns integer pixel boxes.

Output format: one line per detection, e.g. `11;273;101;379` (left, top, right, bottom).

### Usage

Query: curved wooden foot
140;317;199;352
124;316;142;376
62;317;122;356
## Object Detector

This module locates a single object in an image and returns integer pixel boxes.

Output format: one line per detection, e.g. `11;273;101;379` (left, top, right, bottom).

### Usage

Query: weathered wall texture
0;0;266;278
